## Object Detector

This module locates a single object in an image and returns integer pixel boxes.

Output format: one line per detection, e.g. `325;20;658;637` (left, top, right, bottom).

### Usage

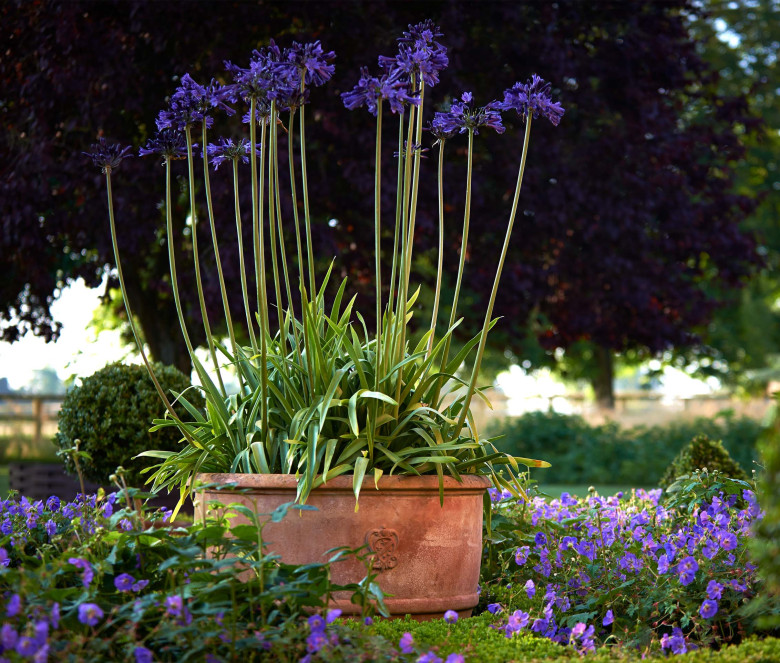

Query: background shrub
659;434;749;488
54;362;201;486
489;410;762;486
751;398;780;628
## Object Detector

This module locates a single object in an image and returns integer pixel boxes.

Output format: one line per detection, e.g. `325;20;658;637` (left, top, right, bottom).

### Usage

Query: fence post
32;397;43;448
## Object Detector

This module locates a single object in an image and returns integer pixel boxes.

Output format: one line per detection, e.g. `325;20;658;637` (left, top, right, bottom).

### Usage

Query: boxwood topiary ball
659;433;749;490
54;362;201;487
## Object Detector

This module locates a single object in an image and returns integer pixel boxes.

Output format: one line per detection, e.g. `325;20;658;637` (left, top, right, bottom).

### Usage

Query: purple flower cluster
489;486;761;654
204;137;259;170
84;137;132;173
343;20;447;116
139;129;189;161
496;74;565;126
431;91;505;137
341;67;417;116
156;73;235;132
300;609;341;663
380;19;449;88
226;39;334;117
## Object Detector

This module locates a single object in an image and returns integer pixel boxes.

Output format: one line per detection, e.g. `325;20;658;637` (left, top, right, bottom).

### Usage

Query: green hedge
488;411;761;486
366;616;780;662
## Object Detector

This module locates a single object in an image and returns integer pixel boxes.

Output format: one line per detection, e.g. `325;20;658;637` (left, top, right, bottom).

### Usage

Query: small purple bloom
603;609;614;626
399;632;414;654
6;593;21;617
515;546;530;566
44;520;56;538
363;616;373;625
417;653;442;663
487;603;503;614
525;579;536;598
0;548;9;568
45;496;60;512
114;573;135;592
119;518;133;532
443;610;458;624
50;603;60;629
77;602;104;627
134;647;153;663
164;595;183;618
1;624;17;650
445;655;465;663
534;531;548;547
16;635;38;657
68;557;94;587
700;599;718;619
707;580;724;600
720;531;738;551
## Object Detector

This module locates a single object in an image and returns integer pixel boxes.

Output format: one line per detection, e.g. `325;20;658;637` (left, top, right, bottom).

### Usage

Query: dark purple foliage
0;0;761;379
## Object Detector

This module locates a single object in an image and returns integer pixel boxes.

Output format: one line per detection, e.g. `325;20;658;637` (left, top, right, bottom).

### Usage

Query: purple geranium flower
443;609;458;624
515;546;530;566
399;632;414;654
77;602;104;627
114;573;135;592
700;599;718;619
134;646;153;663
84;137;133;173
164;595;183;618
6;593;21;617
525;579;536;598
487;603;503;614
603;609;614;626
661;627;687;655
68;557;94;587
496;75;565;126
707;580;724;600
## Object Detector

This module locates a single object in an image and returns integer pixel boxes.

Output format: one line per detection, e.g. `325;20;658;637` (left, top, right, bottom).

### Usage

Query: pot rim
194;472;492;494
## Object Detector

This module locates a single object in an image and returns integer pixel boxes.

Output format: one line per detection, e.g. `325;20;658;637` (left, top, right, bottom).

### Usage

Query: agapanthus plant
85;22;561;516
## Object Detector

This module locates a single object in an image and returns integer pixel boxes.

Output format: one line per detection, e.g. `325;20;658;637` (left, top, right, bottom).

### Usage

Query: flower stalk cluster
85;21;561;513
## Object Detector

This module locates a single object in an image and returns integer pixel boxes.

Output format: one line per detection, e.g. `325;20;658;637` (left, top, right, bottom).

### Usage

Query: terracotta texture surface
195;473;491;619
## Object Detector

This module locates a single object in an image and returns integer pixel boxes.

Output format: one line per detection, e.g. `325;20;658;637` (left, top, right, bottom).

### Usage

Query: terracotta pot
194;473;490;620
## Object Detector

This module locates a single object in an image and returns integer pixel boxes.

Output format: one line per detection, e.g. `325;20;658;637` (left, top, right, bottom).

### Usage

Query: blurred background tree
0;0;768;406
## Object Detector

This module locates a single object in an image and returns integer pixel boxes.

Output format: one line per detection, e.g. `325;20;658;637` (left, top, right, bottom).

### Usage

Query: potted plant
85;20;560;618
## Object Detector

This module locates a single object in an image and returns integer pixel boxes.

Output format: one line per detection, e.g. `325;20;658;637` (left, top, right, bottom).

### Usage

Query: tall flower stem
185;126;226;396
286;108;314;395
394;83;426;412
201;123;242;390
383;112;406;376
266;103;286;355
164;158;196;361
231;160;259;355
105;169;192;438
272;112;303;376
426;138;447;360
393;101;418;414
249;98;269;444
454;117;533;437
298;81;316;302
433;128;474;407
373;100;383;387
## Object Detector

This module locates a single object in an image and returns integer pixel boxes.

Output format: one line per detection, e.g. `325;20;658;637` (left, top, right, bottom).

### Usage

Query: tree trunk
592;344;615;410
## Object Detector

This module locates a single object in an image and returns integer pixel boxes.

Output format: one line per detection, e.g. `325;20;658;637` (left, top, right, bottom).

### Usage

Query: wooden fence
0;390;773;451
0;393;64;447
